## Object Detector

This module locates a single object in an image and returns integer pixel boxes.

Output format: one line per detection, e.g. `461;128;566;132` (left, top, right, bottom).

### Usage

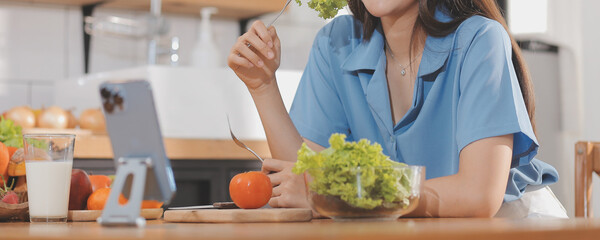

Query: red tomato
229;171;272;209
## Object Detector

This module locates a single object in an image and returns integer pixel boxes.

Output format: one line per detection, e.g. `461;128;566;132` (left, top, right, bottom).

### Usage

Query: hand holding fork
227;1;290;91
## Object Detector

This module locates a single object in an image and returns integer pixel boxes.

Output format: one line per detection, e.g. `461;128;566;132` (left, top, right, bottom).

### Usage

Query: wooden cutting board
68;208;164;222
163;208;312;223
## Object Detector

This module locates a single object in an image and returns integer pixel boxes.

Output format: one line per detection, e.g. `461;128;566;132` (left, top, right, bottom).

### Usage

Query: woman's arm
227;20;303;161
229;21;324;208
249;83;304;162
408;134;513;217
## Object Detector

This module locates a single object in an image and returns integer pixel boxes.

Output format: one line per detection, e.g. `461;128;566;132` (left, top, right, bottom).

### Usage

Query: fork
245;0;292;49
266;0;292;28
227;115;264;162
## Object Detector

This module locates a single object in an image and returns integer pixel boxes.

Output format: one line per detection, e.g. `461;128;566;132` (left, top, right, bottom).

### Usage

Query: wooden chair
575;141;600;217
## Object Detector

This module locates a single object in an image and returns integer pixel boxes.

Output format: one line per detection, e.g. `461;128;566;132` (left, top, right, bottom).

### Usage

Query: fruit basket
0;191;29;221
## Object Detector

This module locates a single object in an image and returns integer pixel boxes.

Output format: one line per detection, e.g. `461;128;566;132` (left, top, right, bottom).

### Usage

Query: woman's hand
227;20;281;92
262;158;310;208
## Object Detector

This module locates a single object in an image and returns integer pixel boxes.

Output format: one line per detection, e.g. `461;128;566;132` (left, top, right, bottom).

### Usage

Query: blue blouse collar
340;27;385;71
341;8;455;77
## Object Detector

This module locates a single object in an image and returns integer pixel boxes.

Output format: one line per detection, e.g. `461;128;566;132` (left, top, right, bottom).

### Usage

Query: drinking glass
24;134;76;223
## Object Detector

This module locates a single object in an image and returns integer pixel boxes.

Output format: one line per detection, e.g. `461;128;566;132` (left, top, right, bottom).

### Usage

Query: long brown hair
347;0;536;133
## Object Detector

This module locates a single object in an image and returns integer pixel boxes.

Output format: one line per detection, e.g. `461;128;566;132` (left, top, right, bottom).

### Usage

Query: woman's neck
380;3;423;62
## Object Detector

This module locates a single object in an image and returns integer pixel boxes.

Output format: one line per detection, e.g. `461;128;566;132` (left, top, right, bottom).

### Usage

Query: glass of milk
24;134;76;223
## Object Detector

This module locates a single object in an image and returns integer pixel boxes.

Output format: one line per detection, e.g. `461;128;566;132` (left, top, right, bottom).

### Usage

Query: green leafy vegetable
0;117;47;149
295;0;348;19
0;116;23;148
293;133;412;209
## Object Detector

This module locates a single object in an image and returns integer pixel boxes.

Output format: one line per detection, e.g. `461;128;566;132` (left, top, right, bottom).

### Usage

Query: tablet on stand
96;80;177;227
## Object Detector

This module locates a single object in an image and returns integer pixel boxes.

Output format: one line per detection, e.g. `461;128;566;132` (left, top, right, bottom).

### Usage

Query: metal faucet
147;0;162;65
83;0;170;65
169;37;180;66
155;37;180;66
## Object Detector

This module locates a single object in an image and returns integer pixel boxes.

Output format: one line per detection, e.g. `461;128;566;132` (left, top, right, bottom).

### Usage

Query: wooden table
2;218;600;240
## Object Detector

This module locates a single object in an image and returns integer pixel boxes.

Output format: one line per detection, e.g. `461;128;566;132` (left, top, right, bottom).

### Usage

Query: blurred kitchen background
0;0;599;217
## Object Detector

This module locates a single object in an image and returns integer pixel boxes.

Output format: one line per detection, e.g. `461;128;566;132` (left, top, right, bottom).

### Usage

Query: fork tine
227;115;244;148
266;0;292;28
227;115;237;141
245;0;291;51
226;115;264;162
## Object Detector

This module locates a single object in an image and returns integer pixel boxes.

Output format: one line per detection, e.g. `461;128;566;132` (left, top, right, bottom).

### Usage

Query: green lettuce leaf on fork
292;133;412;209
295;0;348;19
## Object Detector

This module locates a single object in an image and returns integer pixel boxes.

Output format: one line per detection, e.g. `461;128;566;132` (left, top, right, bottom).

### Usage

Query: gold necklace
385;42;422;76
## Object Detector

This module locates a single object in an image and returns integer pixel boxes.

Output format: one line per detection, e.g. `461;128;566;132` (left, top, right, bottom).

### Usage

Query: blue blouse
288;12;558;201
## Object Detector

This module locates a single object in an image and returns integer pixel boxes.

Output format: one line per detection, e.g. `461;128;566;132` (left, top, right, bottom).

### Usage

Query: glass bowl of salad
293;134;425;221
303;165;424;221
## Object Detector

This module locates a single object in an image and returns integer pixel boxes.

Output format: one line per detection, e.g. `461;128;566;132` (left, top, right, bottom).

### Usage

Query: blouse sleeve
288;26;349;148
456;21;538;168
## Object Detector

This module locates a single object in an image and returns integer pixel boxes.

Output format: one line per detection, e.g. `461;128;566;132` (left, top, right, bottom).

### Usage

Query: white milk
25;161;73;220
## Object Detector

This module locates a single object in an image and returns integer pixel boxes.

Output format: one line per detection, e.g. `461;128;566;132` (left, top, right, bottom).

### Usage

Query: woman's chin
362;0;418;18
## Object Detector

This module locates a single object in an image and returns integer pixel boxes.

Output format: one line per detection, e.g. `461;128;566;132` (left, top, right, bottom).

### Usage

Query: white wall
0;2;71;110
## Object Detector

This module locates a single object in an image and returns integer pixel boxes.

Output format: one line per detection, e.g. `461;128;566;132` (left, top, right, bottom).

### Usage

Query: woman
227;0;566;218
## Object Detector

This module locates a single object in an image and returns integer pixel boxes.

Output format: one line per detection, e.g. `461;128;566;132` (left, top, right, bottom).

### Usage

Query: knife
168;201;238;210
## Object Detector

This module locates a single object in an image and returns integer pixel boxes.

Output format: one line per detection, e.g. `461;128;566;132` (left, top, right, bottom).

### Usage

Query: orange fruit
86;187;163;210
229;171;272;209
89;175;112;192
6;146;18;159
86;187;127;210
0;142;9;185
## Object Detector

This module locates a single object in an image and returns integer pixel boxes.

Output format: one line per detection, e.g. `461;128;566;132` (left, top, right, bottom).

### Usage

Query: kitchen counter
2;218;600;240
73;135;271;160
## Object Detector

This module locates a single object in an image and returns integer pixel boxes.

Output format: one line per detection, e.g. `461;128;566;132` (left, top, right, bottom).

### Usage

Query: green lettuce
295;0;348;19
0;116;23;148
0;117;47;149
293;133;412;209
